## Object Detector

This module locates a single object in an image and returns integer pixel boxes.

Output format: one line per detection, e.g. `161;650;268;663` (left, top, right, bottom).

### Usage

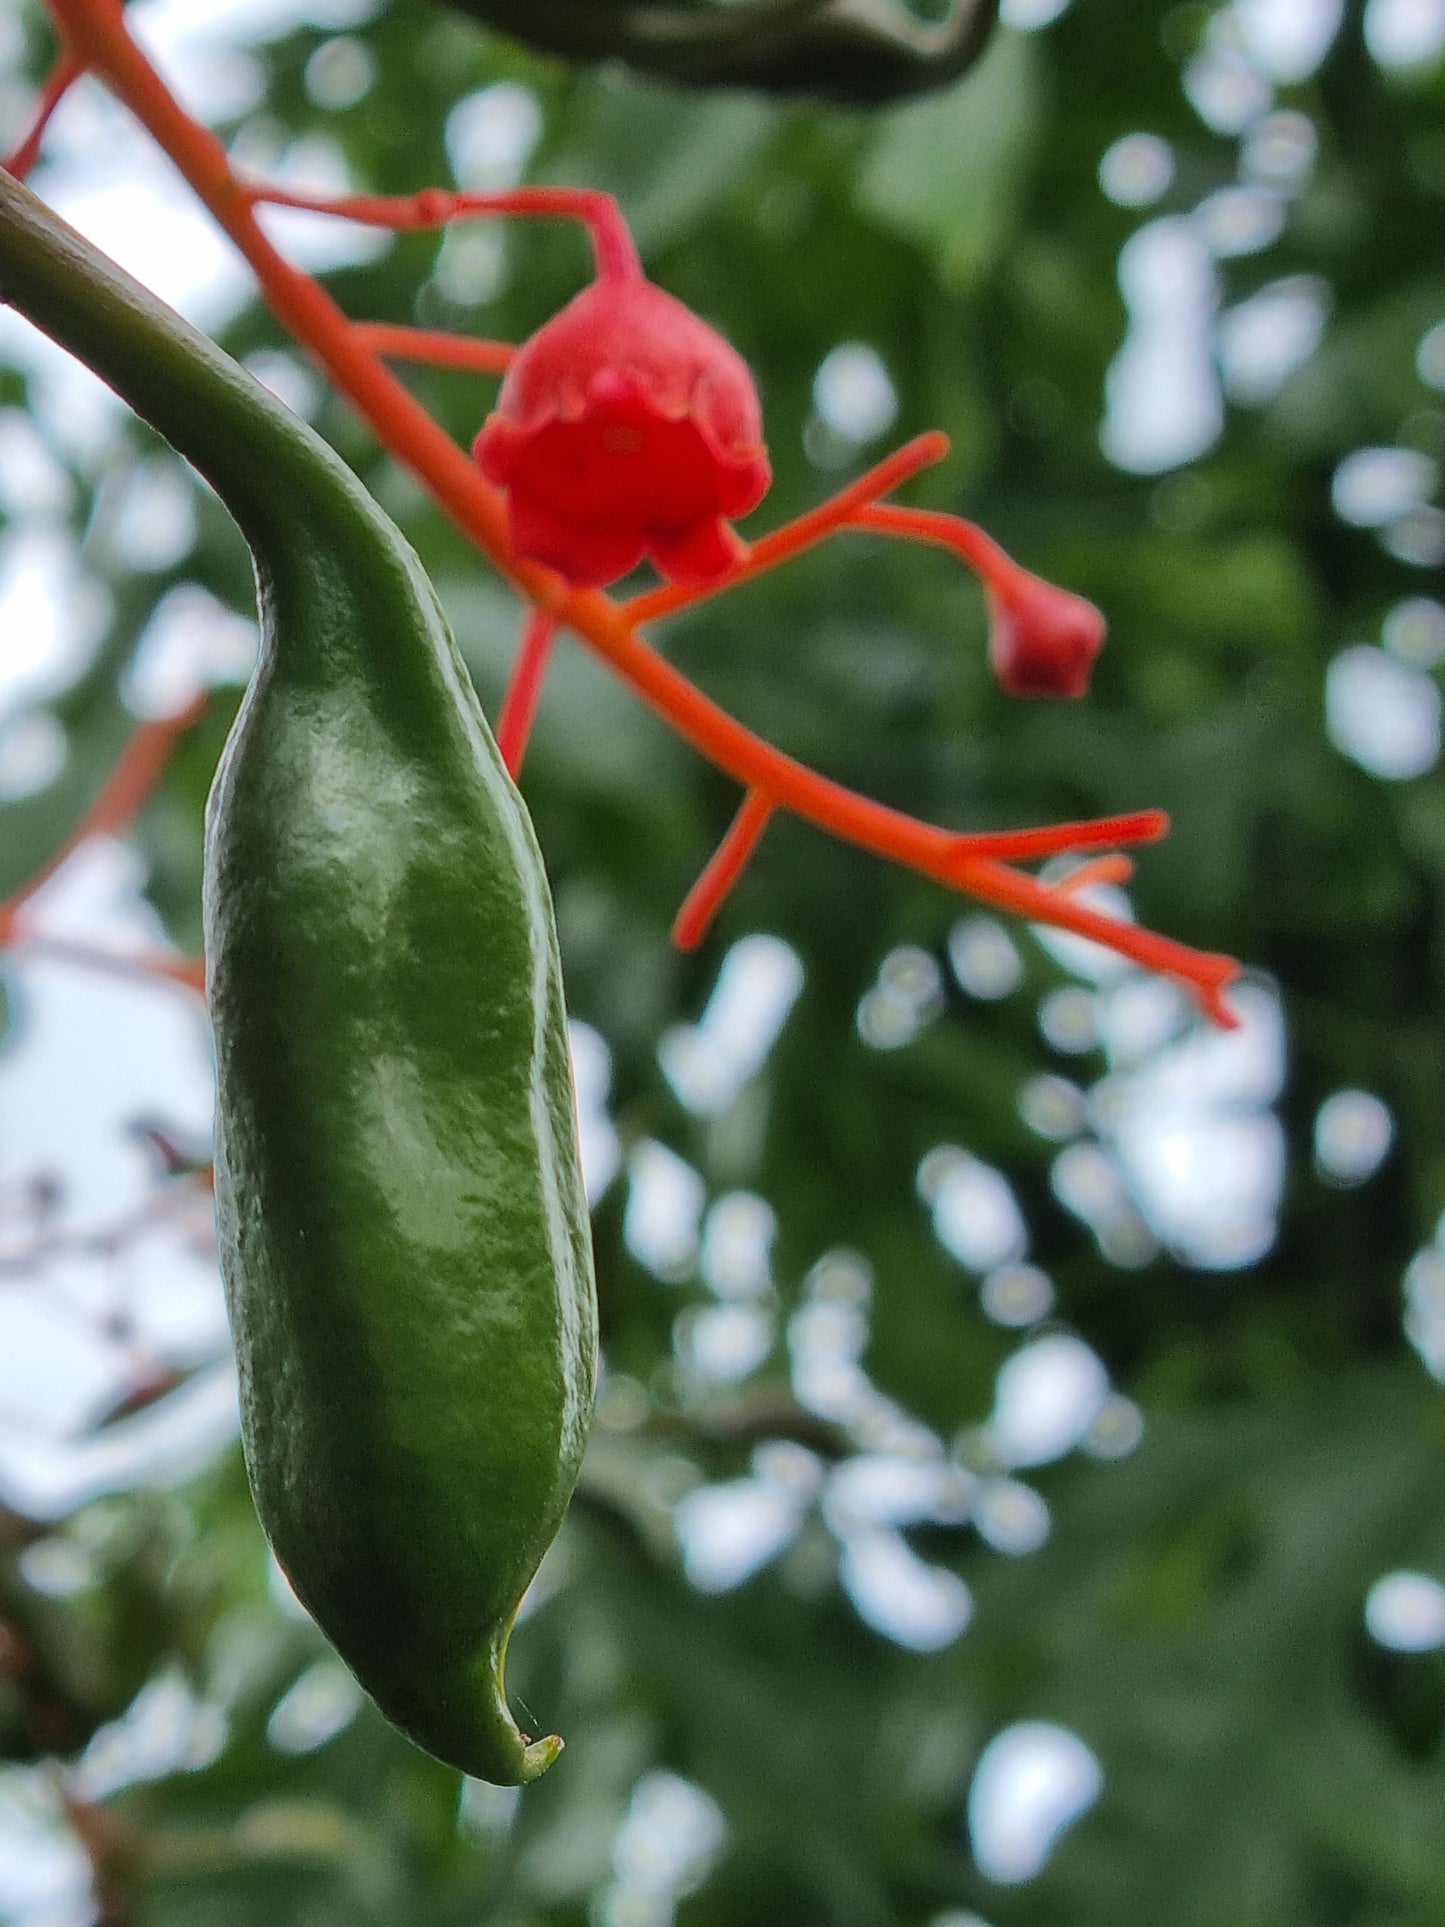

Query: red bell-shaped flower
986;563;1106;699
475;275;771;590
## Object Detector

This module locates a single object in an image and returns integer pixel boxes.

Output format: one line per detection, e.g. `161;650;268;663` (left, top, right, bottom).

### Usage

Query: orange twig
1;51;83;179
1054;854;1136;895
4;932;206;996
625;434;949;625
674;789;775;950
30;2;1243;1023
0;694;208;944
496;611;557;777
849;499;1007;576
252;181;642;281
351;321;515;374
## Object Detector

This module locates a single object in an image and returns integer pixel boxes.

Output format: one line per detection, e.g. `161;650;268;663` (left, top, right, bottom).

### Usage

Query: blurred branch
0;1169;213;1281
0;695;208;948
53;1777;137;1927
651;1387;852;1458
138;1800;362;1876
16;17;1241;1019
3;932;206;996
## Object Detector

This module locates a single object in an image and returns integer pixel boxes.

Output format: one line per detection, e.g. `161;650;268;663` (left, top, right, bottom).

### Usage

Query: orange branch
351;322;515;374
496;611;557;777
251;180;642;281
0;695;207;944
30;1;1243;1023
624;433;949;625
674;789;775;950
850;499;1007;577
2;51;83;179
1054;854;1136;895
4;932;206;997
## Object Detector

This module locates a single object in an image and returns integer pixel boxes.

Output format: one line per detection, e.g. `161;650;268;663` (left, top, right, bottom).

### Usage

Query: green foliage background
3;1;1445;1922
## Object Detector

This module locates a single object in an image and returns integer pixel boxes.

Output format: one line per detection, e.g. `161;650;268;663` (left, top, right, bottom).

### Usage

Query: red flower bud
475;275;771;589
986;564;1107;700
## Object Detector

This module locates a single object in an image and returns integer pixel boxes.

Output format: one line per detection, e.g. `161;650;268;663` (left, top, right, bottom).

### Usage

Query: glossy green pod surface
207;491;597;1785
442;0;999;103
0;173;597;1785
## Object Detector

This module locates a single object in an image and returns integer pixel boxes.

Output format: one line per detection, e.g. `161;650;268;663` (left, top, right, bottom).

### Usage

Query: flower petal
508;491;645;587
648;515;746;586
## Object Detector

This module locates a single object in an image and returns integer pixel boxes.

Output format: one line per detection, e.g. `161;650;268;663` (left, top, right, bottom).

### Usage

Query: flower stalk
6;0;1243;1025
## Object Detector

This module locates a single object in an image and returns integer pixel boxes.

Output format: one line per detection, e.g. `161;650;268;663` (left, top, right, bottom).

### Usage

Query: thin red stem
6;932;206;996
624;433;950;625
850;500;1019;585
955;856;1240;1026
2;51;83;179
673;790;775;950
248;182;642;282
1054;854;1136;894
351;322;515;374
32;1;1242;1024
945;813;1163;866
496;612;558;777
0;695;207;945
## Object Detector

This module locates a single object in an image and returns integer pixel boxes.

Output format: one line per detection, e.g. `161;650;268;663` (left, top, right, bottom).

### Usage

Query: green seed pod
0;172;597;1785
444;0;999;104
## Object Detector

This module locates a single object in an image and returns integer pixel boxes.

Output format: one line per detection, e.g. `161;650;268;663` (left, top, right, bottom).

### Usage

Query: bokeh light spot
1314;1088;1394;1185
989;1334;1110;1468
1326;644;1441;780
1332;446;1438;527
1365;1571;1445;1651
981;1262;1056;1328
968;1722;1103;1883
813;343;899;446
1382;595;1445;666
1364;0;1445;68
1098;133;1175;208
949;916;1023;1001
